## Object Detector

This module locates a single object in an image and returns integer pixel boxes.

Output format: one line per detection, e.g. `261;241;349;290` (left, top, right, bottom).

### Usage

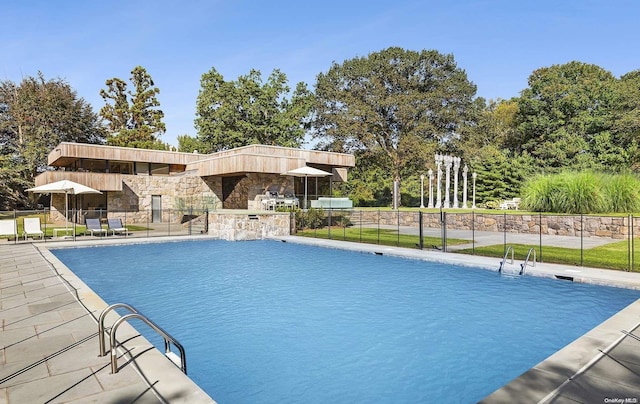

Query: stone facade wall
106;174;220;223
352;211;631;239
48;172;296;224
245;173;295;210
208;212;291;240
206;173;294;210
48;174;222;225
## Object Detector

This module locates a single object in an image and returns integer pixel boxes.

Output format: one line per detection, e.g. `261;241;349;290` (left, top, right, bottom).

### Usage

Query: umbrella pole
304;176;308;210
65;192;69;234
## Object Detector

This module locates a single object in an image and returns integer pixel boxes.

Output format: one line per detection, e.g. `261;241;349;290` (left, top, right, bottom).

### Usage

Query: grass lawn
297;227;469;249
456;240;640;271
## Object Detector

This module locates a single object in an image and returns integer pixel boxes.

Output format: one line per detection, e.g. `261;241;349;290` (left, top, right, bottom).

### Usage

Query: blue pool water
53;240;639;403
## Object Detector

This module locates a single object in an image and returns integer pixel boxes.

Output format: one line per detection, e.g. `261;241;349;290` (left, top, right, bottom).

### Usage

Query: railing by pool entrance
98;303;187;374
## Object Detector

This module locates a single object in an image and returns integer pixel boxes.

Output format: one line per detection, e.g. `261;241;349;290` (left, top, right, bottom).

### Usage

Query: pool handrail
98;303;187;375
98;302;138;356
499;246;514;273
520;248;536;275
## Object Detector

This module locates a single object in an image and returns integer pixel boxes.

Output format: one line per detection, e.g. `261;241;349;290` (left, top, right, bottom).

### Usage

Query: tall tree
194;68;314;152
613;70;640;169
0;73;105;209
312;47;478;207
100;66;166;150
514;61;626;171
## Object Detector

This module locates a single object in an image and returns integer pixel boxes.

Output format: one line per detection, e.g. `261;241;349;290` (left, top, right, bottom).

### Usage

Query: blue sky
2;0;638;148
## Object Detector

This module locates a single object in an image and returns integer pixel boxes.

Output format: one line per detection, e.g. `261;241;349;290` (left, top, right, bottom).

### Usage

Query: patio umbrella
281;166;332;209
27;180;102;236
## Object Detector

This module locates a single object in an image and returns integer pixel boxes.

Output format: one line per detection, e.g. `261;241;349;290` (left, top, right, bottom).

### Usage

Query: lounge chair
107;218;129;235
85;218;107;236
23;217;44;240
0;219;18;240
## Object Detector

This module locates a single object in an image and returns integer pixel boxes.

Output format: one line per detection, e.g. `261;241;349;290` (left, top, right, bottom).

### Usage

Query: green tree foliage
194;68;314;152
339;150;393;207
514;62;629;171
176;134;209;153
0;73;105;209
312;47;478;207
468;145;536;205
461;99;518;156
613;70;640;168
100;66;167;150
457;99;527;201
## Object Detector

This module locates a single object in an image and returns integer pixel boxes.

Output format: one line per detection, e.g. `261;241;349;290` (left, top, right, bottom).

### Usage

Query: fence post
418;211;424;250
441;211;447;252
43;207;48;243
580;213;584;267
539;212;543;263
13;210;16;244
377;209;380;245
503;212;507;255
396;210;400;247
343;209;347;241
632;215;635;272
472;210;475;255
629;214;632;272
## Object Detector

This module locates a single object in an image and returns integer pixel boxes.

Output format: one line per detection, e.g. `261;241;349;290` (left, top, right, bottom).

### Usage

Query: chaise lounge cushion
0;219;18;240
85;218;107;236
107;218;129;235
23;217;44;240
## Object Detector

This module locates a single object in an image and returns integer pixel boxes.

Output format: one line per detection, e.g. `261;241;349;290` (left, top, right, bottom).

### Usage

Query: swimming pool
52;240;640;403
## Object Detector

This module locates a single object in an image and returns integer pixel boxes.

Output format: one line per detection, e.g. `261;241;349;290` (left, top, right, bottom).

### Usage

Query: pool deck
1;235;640;403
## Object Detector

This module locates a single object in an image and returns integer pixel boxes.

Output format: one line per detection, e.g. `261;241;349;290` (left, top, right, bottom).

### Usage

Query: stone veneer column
462;164;468;209
453;157;460;209
435;154;443;209
443;155;452;209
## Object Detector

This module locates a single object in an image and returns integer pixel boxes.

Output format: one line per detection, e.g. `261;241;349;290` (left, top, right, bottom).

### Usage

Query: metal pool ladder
520;248;536;275
499;245;515;273
98;303;187;375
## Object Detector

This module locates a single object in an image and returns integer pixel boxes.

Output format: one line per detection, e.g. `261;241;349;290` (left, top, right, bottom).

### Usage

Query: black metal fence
4;206;639;271
294;209;640;272
0;208;210;243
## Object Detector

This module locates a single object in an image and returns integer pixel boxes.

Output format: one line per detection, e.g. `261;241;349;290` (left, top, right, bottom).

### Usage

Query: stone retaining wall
349;211;631;239
208;212;291;241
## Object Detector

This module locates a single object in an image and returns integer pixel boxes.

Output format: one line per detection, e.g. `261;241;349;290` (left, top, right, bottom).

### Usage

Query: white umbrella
27;180;102;236
281;166;332;209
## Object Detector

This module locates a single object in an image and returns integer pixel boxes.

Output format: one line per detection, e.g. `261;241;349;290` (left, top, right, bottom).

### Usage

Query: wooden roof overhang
34;171;125;191
42;142;355;187
48;142;205;167
187;145;356;177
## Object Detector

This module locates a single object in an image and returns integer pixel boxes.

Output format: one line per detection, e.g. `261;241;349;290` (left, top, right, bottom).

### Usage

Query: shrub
555;171;605;214
604;174;640;213
294;208;325;230
520;174;562;212
482;200;502;210
521;171;640;213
